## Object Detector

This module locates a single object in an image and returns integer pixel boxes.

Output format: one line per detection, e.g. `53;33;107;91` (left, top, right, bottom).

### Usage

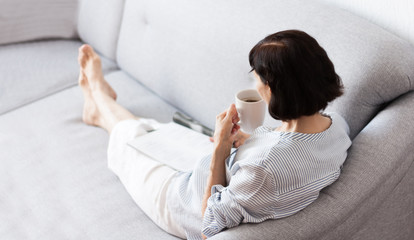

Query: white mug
235;89;266;133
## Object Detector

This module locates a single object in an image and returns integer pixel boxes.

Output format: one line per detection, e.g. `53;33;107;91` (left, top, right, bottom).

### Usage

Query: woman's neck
276;113;331;134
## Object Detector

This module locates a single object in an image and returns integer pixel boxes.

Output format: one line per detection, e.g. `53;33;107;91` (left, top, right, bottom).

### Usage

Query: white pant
107;119;186;239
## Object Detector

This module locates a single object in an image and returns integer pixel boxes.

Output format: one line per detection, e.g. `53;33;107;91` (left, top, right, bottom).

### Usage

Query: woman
78;30;351;239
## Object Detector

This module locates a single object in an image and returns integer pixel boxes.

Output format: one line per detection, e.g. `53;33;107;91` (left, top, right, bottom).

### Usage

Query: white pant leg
107;119;186;239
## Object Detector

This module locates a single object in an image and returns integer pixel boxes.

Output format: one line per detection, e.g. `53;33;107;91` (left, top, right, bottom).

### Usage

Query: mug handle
236;107;243;125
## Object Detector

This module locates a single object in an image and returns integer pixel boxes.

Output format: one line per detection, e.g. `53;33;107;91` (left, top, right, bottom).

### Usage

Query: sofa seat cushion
0;71;179;240
0;40;118;115
117;0;414;139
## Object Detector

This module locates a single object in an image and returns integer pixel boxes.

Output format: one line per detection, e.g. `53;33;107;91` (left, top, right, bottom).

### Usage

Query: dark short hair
249;30;344;121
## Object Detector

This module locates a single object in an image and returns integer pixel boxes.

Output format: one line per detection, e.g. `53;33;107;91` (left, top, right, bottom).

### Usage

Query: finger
228;104;237;115
231;124;240;135
226;104;238;120
232;115;240;124
216;110;227;120
209;137;214;142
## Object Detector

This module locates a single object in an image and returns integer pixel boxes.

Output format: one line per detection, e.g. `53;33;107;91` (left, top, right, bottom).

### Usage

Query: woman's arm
201;104;240;239
201;144;230;215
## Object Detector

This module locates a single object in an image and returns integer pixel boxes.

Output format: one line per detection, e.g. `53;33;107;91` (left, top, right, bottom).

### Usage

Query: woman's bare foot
78;44;137;132
78;44;117;100
78;71;102;126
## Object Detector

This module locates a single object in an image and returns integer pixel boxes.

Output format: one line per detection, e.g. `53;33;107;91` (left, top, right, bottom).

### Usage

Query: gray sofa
1;0;413;239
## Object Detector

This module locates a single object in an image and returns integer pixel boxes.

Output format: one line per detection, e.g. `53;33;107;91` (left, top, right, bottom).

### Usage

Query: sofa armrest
210;91;414;240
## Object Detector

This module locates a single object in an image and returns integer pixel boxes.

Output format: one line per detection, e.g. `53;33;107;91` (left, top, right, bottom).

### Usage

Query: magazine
127;121;214;171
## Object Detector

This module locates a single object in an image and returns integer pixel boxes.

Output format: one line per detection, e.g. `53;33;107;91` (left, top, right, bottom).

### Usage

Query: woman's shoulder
260;112;350;164
325;112;350;136
240;112;351;164
274;112;350;143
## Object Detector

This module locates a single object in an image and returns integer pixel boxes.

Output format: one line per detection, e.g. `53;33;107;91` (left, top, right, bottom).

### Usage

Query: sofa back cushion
116;0;414;139
77;0;125;60
0;0;78;45
318;0;414;47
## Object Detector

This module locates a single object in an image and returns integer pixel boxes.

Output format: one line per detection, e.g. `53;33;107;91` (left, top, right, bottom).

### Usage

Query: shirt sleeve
201;163;276;237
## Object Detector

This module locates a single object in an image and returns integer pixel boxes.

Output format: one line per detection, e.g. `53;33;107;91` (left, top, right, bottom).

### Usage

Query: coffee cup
235;89;266;133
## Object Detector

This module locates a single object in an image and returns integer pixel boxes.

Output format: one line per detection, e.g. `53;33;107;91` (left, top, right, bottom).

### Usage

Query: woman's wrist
209;142;231;170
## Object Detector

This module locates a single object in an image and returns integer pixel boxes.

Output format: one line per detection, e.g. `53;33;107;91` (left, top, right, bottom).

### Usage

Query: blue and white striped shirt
167;112;352;239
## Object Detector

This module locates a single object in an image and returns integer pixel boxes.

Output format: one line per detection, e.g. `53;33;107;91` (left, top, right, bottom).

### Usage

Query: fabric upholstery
0;40;118;115
351;159;414;240
117;0;414;139
0;71;179;240
0;0;78;45
317;0;414;47
77;0;126;60
320;91;414;240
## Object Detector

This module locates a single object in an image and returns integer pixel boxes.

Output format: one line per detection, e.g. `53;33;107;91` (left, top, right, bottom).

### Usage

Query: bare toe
79;46;103;81
78;44;91;68
78;71;88;89
77;44;117;100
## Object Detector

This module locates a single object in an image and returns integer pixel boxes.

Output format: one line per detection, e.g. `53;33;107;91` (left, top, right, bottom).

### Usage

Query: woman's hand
213;104;240;152
210;104;250;148
233;130;250;148
210;130;250;148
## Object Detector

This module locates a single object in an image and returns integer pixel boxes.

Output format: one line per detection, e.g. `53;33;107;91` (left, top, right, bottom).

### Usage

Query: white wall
318;0;414;46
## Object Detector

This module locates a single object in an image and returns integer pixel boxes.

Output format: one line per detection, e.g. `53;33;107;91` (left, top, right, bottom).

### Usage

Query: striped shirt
166;112;352;239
